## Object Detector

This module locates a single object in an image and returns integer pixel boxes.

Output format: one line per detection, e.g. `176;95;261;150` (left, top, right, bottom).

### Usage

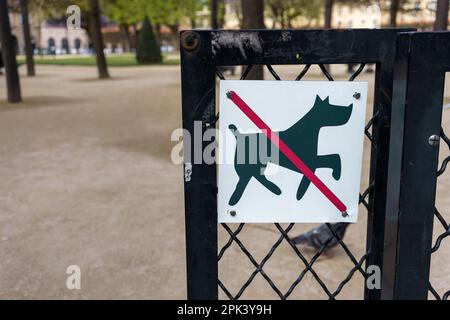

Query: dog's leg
296;175;312;200
254;173;281;196
229;175;252;206
316;154;341;180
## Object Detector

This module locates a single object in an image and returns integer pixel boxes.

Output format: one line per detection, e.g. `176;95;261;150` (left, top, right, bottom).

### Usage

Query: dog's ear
315;95;322;103
323;96;330;104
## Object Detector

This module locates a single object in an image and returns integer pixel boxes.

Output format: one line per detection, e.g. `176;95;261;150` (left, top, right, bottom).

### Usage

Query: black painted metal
381;32;450;300
181;31;218;300
180;29;413;300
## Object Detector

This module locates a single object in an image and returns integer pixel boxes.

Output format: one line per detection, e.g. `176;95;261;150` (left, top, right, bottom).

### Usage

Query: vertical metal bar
364;30;409;300
394;71;444;299
364;66;384;300
180;31;218;300
382;33;447;299
380;33;410;299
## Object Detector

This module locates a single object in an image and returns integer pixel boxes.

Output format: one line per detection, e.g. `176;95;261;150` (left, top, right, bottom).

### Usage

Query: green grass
17;53;179;67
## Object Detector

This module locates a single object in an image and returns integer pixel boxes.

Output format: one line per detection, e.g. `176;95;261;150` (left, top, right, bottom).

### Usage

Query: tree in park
37;0;109;79
434;0;449;30
89;0;109;78
211;0;229;29
20;0;35;76
136;15;162;64
5;0;35;76
104;0;201;49
179;0;206;29
228;0;243;26
387;0;414;27
209;0;226;29
217;0;227;28
104;0;143;51
324;0;334;28
241;0;265;80
211;0;219;29
267;0;322;28
0;0;22;102
388;0;400;27
149;0;183;38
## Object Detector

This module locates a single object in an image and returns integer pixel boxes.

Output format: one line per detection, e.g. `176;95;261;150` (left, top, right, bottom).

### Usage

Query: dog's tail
228;124;242;139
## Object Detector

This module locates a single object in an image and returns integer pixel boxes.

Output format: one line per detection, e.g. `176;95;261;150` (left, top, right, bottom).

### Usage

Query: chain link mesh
429;128;450;300
216;64;375;300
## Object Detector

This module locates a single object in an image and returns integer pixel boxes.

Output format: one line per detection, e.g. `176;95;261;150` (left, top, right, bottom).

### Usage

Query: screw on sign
428;134;440;147
218;80;368;223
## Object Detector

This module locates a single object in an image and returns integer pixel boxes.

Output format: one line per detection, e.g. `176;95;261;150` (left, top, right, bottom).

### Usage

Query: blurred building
8;11;126;55
334;0;440;29
8;12;91;55
334;3;382;28
6;0;447;56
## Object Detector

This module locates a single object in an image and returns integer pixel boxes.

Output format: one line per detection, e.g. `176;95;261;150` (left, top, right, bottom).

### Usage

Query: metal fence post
363;30;412;300
180;30;218;300
381;32;450;299
180;29;417;300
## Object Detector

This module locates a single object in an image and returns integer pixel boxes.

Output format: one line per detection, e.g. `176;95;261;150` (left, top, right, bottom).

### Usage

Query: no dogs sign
218;80;367;223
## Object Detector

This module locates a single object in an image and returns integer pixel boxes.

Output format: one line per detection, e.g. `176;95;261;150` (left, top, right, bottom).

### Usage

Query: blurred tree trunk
218;1;226;28
324;0;334;28
211;0;219;29
241;0;265;80
434;0;449;30
389;0;399;27
0;0;22;102
89;0;109;79
169;24;180;50
37;10;42;56
20;0;35;76
242;0;265;29
132;23;138;49
190;17;196;29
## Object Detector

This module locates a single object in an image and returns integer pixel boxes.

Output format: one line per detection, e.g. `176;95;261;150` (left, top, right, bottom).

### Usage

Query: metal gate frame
180;29;413;300
381;31;450;300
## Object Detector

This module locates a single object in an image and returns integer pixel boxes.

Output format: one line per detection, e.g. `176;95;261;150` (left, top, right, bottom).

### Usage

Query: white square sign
218;80;368;223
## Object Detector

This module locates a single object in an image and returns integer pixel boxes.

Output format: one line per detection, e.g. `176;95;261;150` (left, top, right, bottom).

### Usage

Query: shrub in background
136;16;162;64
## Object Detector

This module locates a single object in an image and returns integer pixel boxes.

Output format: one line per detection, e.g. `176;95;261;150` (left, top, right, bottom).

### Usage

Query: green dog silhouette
228;95;353;206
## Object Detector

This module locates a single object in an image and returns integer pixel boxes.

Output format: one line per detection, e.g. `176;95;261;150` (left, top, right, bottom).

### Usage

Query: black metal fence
180;29;448;300
381;32;450;300
216;63;371;300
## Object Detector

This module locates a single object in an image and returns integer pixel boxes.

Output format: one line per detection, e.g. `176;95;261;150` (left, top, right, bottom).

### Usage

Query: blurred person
347;63;355;74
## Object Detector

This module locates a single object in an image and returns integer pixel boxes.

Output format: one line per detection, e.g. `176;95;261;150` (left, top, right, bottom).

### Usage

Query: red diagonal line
226;90;347;216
